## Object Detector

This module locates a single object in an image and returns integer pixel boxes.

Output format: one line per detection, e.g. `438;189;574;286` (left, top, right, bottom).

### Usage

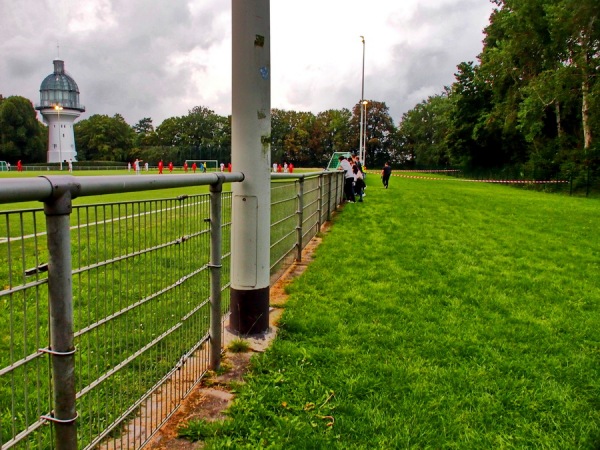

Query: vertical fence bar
317;174;323;231
43;187;78;450
209;179;223;370
296;177;304;262
326;172;332;221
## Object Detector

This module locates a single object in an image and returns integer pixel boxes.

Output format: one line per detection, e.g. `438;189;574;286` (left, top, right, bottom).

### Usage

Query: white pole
230;0;271;335
359;36;365;163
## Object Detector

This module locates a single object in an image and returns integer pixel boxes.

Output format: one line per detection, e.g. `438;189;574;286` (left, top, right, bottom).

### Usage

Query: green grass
183;175;600;448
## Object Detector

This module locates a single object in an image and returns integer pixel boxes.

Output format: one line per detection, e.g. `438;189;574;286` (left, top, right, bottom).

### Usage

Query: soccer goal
0;161;8;172
326;152;352;171
184;160;219;172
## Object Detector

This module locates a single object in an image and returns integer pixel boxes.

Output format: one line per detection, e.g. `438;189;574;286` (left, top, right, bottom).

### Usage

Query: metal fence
0;170;344;449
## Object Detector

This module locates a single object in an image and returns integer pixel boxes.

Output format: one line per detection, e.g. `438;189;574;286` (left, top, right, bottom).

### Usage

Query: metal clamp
39;347;77;356
41;411;78;424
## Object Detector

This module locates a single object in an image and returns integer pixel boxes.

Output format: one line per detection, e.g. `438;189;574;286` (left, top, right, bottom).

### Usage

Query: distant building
36;59;85;163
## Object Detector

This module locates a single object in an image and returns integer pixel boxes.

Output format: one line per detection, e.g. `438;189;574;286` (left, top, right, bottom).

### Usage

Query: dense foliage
0;95;46;163
398;0;599;187
2;0;597;182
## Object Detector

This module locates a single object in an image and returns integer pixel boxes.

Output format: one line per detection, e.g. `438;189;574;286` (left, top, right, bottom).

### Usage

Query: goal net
326;152;352;171
0;161;8;172
183;160;219;172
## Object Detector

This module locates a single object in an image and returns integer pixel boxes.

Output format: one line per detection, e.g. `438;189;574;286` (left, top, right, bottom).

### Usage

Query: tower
36;59;85;164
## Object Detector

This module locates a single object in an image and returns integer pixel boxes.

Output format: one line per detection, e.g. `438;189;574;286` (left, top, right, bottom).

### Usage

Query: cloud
0;0;493;127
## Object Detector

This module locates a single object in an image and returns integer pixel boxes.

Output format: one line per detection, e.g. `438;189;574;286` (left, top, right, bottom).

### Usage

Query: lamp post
54;104;63;170
359;36;365;165
362;100;368;167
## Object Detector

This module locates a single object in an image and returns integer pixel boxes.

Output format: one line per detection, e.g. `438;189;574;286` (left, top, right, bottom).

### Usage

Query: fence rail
0;170;344;449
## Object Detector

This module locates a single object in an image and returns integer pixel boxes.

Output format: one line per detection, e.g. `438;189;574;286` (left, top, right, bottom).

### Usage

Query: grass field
180;174;600;448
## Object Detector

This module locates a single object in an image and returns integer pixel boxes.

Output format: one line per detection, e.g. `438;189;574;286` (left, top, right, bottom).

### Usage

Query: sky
0;0;495;127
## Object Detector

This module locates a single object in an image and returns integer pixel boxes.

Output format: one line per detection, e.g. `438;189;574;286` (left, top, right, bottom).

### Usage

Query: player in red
289;163;294;173
158;160;164;174
227;162;232;172
192;162;197;173
183;162;189;173
168;162;174;173
17;160;22;172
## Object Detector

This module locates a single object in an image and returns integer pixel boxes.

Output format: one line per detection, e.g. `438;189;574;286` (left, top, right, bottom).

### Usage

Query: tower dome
37;59;85;164
37;59;85;111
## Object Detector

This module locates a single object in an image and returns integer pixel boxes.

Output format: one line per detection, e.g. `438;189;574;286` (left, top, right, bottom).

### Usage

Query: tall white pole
362;101;368;167
230;0;271;335
359;36;365;163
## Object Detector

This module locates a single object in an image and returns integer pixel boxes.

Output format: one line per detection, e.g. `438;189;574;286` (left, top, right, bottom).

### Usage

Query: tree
352;100;397;168
398;92;454;168
0;96;46;162
133;117;158;147
75;114;135;161
312;109;353;166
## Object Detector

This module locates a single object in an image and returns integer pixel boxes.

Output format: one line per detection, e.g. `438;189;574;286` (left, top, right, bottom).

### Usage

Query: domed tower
36;59;85;164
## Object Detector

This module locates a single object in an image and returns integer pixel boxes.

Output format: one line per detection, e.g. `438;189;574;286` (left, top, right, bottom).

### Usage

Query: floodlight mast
230;0;271;335
359;36;366;166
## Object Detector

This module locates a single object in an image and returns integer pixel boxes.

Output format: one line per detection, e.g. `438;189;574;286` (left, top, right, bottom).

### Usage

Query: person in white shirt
338;155;355;202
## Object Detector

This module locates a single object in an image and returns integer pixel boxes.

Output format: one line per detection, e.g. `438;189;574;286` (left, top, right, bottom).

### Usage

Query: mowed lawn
186;174;600;449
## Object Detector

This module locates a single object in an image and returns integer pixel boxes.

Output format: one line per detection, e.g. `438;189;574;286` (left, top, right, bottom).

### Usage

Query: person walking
381;162;392;188
338;155;355;202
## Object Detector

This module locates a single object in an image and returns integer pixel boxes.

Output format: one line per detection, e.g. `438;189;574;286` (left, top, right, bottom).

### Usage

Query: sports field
180;173;600;448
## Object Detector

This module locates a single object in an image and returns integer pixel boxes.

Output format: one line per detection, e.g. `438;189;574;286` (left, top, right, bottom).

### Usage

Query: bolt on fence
0;170;344;449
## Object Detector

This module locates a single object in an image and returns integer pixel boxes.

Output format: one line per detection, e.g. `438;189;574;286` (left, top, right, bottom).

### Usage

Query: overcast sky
1;0;494;127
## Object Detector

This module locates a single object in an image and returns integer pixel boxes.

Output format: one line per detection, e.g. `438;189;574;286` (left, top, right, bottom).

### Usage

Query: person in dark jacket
381;162;392;188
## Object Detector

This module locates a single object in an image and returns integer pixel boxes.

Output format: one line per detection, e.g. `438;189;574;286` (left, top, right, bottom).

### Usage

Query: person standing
168;161;174;173
220;162;225;172
192;162;197;173
381;162;392;188
353;165;365;202
338;155;355;202
183;161;189;173
17;160;22;172
68;159;73;172
158;160;164;174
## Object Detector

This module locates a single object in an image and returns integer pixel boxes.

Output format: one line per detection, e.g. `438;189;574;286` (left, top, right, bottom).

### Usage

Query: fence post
43;180;78;450
296;176;305;262
326;173;332;222
317;174;323;231
209;177;224;370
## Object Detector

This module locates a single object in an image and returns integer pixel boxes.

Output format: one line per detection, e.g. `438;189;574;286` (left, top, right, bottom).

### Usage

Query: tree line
0;97;400;169
1;0;597;184
399;0;599;188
